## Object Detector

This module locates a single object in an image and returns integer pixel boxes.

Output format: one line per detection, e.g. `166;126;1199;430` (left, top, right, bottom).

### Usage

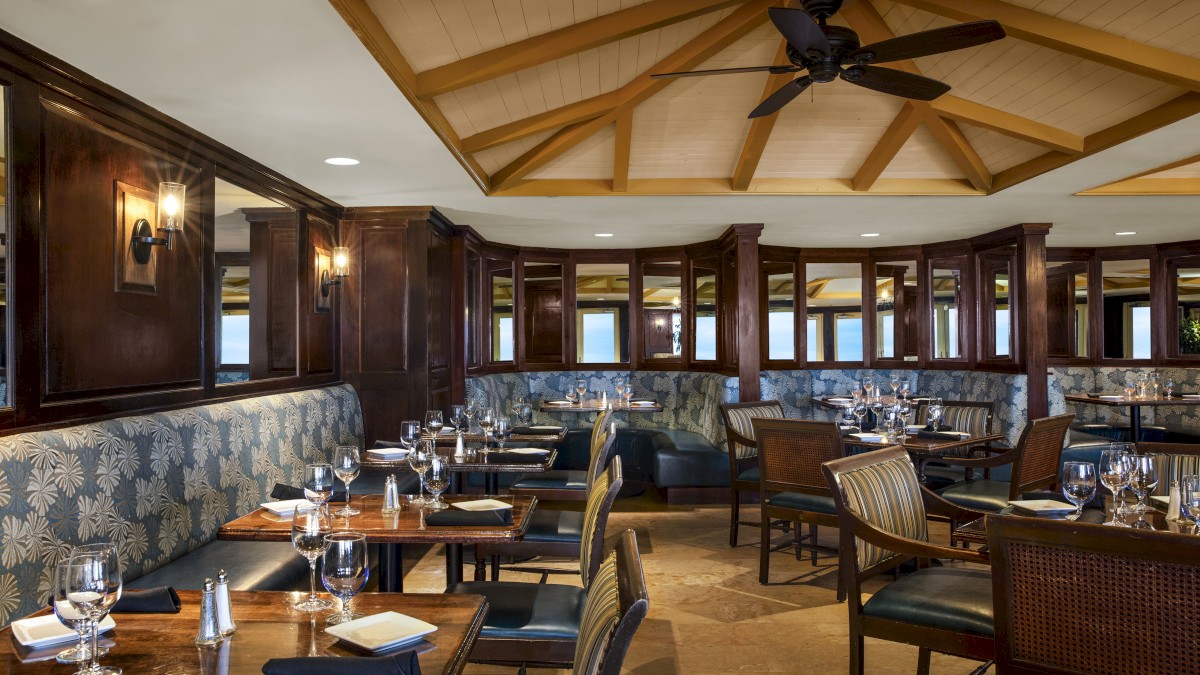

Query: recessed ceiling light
323;157;360;166
595;233;614;237
1115;231;1136;236
860;233;880;238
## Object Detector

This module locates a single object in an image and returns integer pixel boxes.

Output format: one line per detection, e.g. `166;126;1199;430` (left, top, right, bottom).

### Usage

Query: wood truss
330;0;1200;198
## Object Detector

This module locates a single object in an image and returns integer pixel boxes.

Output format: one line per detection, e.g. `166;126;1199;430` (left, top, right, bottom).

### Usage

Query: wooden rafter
328;0;490;193
731;39;792;191
852;102;921;192
461;94;618;154
491;0;774;191
413;0;742;99
491;177;982;196
891;0;1200;93
613;112;633;193
1077;152;1200;195
930;96;1083;154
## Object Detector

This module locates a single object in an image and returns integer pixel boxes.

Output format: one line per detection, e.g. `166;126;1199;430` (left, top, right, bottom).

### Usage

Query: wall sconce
321;246;350;296
131;182;186;264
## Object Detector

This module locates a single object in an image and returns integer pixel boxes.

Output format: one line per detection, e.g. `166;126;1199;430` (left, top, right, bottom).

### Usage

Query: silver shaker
195;578;223;645
382;474;401;513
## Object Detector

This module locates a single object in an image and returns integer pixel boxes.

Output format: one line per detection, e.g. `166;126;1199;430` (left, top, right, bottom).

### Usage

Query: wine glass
1099;444;1133;526
1129;453;1159;516
322;532;368;625
623;383;634;408
53;561;104;664
899;381;912;400
450;405;467;438
515;402;533;426
1183;475;1200;534
493;416;512;450
1061;461;1096;521
424;410;443;439
861;376;875;399
424;454;450;510
478;407;496;450
291;506;333;611
1149;371;1161;399
1166;379;1176;398
399;420;421;449
614;378;627;408
889;375;901;397
510;396;525;419
1124;375;1137;399
851;399;868;432
331;446;361;517
897;398;913;440
303;463;334;508
869;398;886;435
1137;372;1149;399
575;378;587;407
464;399;478;434
63;552;121;675
926;398;945;430
406;440;433;506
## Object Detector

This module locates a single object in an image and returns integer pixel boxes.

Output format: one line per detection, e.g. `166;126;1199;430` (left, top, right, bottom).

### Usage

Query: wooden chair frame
509;407;614;501
912;399;996;481
720;400;786;547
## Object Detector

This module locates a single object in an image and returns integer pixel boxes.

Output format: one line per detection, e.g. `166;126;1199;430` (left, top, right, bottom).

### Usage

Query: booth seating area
0;384;364;626
1050;367;1200;438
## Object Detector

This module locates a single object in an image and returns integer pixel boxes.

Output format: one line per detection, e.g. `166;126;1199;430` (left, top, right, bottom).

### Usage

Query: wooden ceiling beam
731;39;792;191
613;112;633;193
413;0;743;99
461;94;619;154
491;0;774;191
490;177;983;196
852;102;921;192
890;0;1200;92
930;96;1083;154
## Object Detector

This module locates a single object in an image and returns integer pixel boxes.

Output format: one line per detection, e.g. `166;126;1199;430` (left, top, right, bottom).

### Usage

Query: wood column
1017;223;1052;418
724;224;763;401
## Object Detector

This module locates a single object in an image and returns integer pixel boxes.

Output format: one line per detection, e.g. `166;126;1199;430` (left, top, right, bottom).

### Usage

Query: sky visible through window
221;314;249;365
580;312;616;362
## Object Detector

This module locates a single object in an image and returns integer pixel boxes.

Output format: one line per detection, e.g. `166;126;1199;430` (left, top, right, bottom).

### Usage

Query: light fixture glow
860;233;880;238
1115;231;1137;236
324;157;360;166
594;233;614;237
671;296;682;308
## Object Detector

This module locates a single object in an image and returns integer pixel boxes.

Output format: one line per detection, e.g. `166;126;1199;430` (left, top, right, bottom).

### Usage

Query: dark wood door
524;281;564;363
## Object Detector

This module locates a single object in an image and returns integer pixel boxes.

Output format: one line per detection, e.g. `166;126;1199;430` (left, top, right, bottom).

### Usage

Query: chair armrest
725;427;756;450
845;513;988;565
927;446;1019;469
919;485;989;523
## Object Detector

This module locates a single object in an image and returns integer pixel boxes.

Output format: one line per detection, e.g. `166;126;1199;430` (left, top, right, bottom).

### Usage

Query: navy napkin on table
917;430;963;441
838;426;861;437
270;483;347;503
482;452;545;464
512;425;564;436
922;423;953;432
424;509;514;527
261;652;421;675
373;440;408;449
50;586;181;614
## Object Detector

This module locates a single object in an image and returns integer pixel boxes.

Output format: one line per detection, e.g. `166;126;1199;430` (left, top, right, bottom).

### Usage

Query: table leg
484;472;499;495
378;543;404;592
1129;405;1142;443
446;543;463;588
451;472;464;495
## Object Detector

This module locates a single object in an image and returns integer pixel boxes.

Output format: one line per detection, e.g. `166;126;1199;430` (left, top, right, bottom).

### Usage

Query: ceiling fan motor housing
787;24;860;82
800;0;845;21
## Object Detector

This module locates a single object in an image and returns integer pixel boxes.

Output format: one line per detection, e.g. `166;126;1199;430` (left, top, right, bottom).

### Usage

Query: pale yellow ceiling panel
527;125;616;179
961;127;1047;173
474;130;556;176
879;127;964;179
1003;0;1200;57
755;80;906;179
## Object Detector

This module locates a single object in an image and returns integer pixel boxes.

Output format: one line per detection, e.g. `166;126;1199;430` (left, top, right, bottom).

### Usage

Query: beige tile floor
401;494;986;674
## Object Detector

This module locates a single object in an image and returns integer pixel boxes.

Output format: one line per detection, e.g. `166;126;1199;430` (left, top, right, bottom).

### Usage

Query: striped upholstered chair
720;400;785;547
1141;443;1200;500
570;529;649;675
510;406;614;501
823;447;993;675
913;400;996;488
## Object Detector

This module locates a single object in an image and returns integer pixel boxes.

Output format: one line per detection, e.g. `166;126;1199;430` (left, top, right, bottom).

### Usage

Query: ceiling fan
651;0;1006;118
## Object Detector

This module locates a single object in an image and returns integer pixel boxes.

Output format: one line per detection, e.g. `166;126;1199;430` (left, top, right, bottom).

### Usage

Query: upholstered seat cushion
652;430;728;489
521;509;585;544
448;581;586;640
863;567;994;636
937;480;1012;512
511;469;587;491
765;491;837;515
737;466;760;483
126;540;309;592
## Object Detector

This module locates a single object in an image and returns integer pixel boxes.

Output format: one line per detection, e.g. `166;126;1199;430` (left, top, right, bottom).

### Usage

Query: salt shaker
382;474;401;513
196;578;223;645
215;570;236;636
1168;480;1182;522
454;431;465;459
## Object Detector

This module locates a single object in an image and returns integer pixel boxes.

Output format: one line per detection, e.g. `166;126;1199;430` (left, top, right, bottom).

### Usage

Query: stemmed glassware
53;562;103;665
889;375;902;397
331;446;361;517
493;417;512;450
464;399;478;434
614;377;627;408
424;453;450;509
1137;372;1150;399
515;402;533;426
291;506;333;611
1061;461;1096;521
1124;375;1137;400
399;420;421;450
61;551;122;675
478;407;496;451
851;398;868;432
406;440;434;506
1149;372;1161;399
575;378;588;407
425;410;443;440
899;381;912;400
1128;454;1159;518
869;398;886;436
1166;379;1177;398
926;398;945;430
623;384;634;408
861;376;875;400
510;396;525;419
1182;475;1200;534
322;532;368;625
1099;444;1134;526
896;398;913;441
450;405;467;440
303;463;335;509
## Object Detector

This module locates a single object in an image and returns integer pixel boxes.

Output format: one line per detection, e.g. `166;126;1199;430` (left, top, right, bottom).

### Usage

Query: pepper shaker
1169;479;1182;522
215;570;236;636
196;578;223;645
382;474;401;513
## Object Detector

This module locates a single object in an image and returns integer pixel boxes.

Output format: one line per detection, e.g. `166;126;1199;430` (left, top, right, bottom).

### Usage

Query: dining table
953;498;1188;546
431;427;568;445
540;398;663;413
1064;393;1200;442
0;590;487;674
218;494;536;591
363;447;558;494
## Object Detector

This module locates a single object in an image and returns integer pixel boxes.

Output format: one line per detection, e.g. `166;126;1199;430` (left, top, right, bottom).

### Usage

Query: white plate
1151;495;1171;507
545;400;573;406
499;448;550;455
527;425;562;430
453;499;513;511
11;614;116;648
367;448;409;459
849;433;886;443
1008;499;1076;515
1098;395;1125;401
827;397;852;403
325;611;437;652
1183;394;1200;399
631;401;656;407
905;425;925;432
259;499;311;516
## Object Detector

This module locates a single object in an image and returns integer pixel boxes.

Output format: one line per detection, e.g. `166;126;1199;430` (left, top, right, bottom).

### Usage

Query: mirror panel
215;178;297;384
1102;259;1151;359
522;261;564;364
576;263;630;364
806;262;863;362
1047;261;1088;358
1177;262;1200;356
932;265;962;359
874;261;917;361
693;259;718;361
466;250;481;368
642;261;682;360
764;260;796;361
0;85;7;405
489;260;514;363
981;253;1013;359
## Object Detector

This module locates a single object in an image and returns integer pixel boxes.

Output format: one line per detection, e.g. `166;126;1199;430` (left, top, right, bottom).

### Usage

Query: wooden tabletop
954;500;1187;545
540;400;662;412
1064;393;1200;408
0;590;486;674
432;429;567;444
363;448;557;474
812;395;925;410
218;494;536;544
844;432;1004;456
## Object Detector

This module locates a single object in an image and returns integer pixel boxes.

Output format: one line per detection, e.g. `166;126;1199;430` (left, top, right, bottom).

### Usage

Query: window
576;263;629;363
1176;262;1200;357
981;254;1013;360
835;314;863;361
769;311;795;360
220;313;250;364
1101;259;1150;360
806;262;862;363
932;266;962;359
1047;261;1088;358
495;314;513;361
642;261;682;360
489;261;514;363
693;260;718;361
764;261;795;360
807;316;822;361
875;261;916;361
579;312;617;363
1131;305;1151;359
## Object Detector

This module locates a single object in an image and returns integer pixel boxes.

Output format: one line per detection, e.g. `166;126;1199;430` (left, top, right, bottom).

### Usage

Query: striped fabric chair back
830;448;929;571
572;530;648;675
721;401;785;460
579;455;624;589
915;401;993;457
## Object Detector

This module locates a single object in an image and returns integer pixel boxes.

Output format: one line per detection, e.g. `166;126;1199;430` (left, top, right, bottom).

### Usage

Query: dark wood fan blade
748;76;813;119
768;7;830;58
841;66;950;100
651;65;801;79
850;20;1005;64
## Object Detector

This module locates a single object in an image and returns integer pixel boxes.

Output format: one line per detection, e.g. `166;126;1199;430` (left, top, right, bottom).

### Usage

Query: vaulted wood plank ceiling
329;0;1200;198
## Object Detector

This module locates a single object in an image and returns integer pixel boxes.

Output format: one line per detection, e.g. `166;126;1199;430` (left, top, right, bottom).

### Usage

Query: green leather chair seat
937;480;1012;512
448;580;586;640
765;491;837;515
520;509;585;544
737;466;759;482
510;469;586;492
863;567;994;636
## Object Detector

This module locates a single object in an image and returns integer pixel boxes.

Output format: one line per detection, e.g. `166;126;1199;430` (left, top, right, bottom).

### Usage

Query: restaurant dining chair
912;400;995;489
823;447;994;675
720;400;785;547
752;418;846;590
449;457;624;670
509;407;614;501
987;515;1200;674
569;529;649;675
472;421;620;581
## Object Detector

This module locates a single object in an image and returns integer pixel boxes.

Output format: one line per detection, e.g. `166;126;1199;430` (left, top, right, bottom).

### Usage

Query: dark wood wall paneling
0;28;342;433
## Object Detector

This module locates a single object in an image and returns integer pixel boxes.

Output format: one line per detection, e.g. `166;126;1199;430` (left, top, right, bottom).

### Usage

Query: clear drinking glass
425;410;443;439
331;446;361;517
291;506;334;611
493;416;512;450
862;377;875;399
509;396;525;418
63;552;121;675
1182;475;1200;534
1129;454;1159;515
1124;376;1137;399
889;375;901;396
575;378;588;407
464;399;478;434
322;532;368;625
53;562;103;664
478;407;496;449
303;463;335;508
424;454;450;510
1061;461;1096;521
450;405;467;437
623;384;634;408
399;420;421;449
1137;372;1149;399
852;399;867;431
926;398;945;430
897;399;913;440
870;399;886;435
1149;372;1161;399
899;381;912;400
1166;379;1176;398
614;378;627;408
516;402;533;426
1099;445;1133;526
406;440;434;505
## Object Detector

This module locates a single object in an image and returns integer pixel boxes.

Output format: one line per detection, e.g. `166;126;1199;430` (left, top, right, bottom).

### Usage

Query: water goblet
478;407;496;450
64;550;122;674
331;445;361;517
889;375;901;396
1124;376;1137;400
869;398;886;434
424;454;450;510
322;532;368;625
575;378;588;407
1099;444;1133;526
1166;379;1176;398
493;416;512;450
614;378;627;408
464;399;478;434
1061;461;1096;521
1183;475;1200;534
899;381;912;400
1129;453;1159;516
623;384;634;408
926;398;944;431
53;561;105;664
399;420;421;449
515;402;533;426
291;506;334;611
509;396;525;419
1137;372;1149;399
862;376;875;399
1149;371;1161;399
425;410;444;440
450;405;467;439
303;463;335;508
851;399;868;432
407;440;434;505
897;398;913;440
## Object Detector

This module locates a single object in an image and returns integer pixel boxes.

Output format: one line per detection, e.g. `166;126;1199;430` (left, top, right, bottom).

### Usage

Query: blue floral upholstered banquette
0;384;363;626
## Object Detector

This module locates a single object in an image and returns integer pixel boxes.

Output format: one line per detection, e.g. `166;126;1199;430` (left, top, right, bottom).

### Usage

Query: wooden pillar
723;224;764;402
1017;223;1051;418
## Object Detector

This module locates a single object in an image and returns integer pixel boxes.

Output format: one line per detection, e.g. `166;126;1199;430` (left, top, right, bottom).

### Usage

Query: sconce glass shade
158;182;186;233
332;246;350;278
